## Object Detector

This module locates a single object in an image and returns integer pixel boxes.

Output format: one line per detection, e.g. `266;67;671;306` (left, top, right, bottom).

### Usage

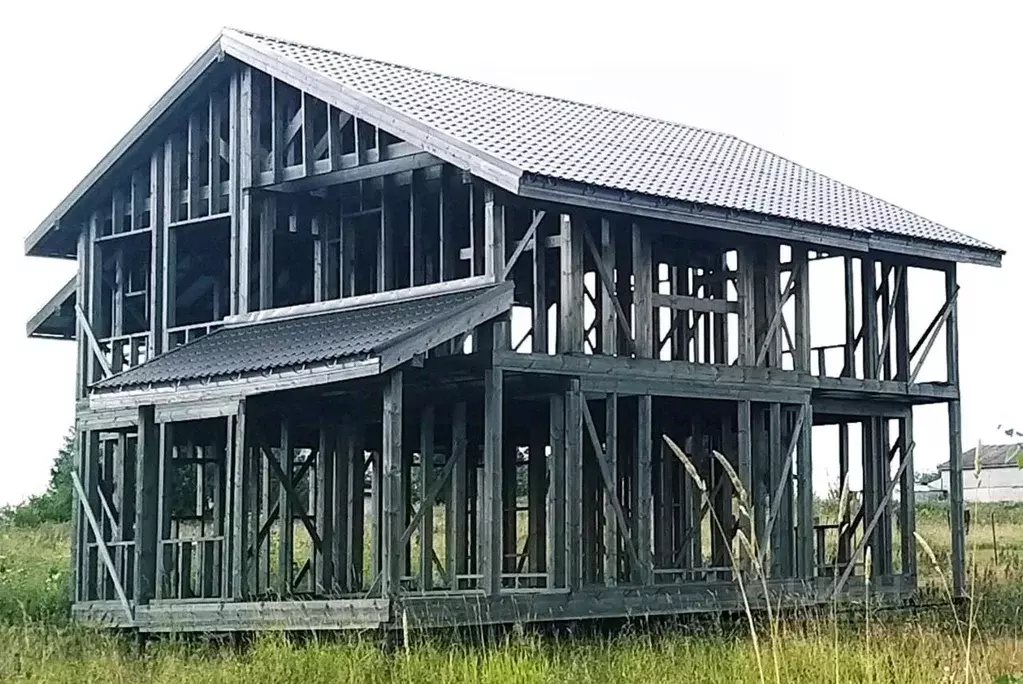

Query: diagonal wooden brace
580;399;643;572
262;445;323;549
71;470;133;623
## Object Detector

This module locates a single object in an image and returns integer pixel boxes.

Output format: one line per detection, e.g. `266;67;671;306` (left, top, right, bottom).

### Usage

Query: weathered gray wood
315;420;335;594
548;393;566;589
737;247;757;365
910;286;959;384
634;395;654;583
447;402;468;587
277;420;294;593
154;423;173;599
899;414;916;580
527;419;547;578
70;469;133;623
860;258;879;380
564;380;584;588
381;371;404;595
945;264;965;597
580;396;640;574
831;443;912;597
796;400;814;578
603;393;618;585
481;368;504;595
559;214;584;353
418;404;435;590
75;304;113;378
582;219;636;354
759;404;805;568
631;223;654;358
503;209;545;279
134;407;158;604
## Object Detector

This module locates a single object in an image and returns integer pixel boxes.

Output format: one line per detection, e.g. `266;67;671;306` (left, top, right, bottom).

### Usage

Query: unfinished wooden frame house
26;29;1003;634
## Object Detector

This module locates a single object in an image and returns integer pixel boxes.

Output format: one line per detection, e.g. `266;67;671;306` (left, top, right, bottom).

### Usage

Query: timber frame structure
26;29;1003;633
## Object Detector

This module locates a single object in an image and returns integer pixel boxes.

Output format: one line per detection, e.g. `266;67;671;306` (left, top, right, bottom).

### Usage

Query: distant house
915;480;947;503
939;444;1023;503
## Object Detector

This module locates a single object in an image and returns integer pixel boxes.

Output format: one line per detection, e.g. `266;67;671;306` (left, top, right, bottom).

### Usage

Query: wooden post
532;212;548;354
736;400;753;567
797;399;814;578
230;401;248;599
381;371;404;595
899;414;916;581
277;419;293;593
861;257;878;380
527;416;547;578
737;246;757;366
134;406;159;604
481;367;504;595
419;404;435;591
843;256;856;377
564;379;583;589
794;247;811;372
548;393;566;589
635;395;654;583
315;420;335;595
632;223;653;358
945;264;965;597
447;402;468;588
559;214;584;353
603;393;619;586
154;422;173;599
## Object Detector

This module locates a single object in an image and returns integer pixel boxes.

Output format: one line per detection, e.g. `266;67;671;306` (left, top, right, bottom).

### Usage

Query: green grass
2;514;1023;683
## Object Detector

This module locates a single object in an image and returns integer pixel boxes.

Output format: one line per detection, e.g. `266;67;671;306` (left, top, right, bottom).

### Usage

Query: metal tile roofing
92;286;502;391
231;29;997;253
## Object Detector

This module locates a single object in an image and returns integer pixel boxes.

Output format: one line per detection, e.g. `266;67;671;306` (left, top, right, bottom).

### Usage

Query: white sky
0;0;1019;505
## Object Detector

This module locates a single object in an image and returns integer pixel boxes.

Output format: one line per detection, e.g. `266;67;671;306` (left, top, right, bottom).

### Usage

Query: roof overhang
519;174;1004;268
26;276;77;340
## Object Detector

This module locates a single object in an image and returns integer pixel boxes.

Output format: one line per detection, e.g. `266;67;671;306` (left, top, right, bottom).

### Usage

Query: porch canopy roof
88;279;512;408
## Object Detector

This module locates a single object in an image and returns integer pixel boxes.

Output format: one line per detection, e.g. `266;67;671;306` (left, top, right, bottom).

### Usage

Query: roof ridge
222;27;741;144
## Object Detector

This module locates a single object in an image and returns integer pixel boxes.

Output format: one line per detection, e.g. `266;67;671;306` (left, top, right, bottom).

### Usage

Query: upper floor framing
22;32;998;408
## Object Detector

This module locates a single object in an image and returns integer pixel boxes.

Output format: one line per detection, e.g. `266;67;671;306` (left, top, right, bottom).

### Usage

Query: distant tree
0;428;75;526
915;470;940;486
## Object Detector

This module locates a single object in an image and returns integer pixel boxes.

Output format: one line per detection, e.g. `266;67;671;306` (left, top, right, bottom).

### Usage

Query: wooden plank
447;402;468;588
258;196;275;309
381;371;404;595
230;402;248;598
599;218;617;357
736;400;753;565
650;292;738;315
559;215;584;353
277;420;293;593
70;470;132;624
528;418;547;578
797;401;814;577
582;219;636;354
580;396;639;577
634;395;654;583
548;393;566;589
564;380;584;588
737;247;757;366
502;209;545;279
532;211;548;354
134;408;158;604
945;264;965;597
832;444;912;596
793;248;811;372
910;286;960;384
899;415;916;580
760;404;804;570
75;304;112;378
154;423;173;599
860;258;879;379
481;368;504;595
316;420;335;594
631;224;654;358
418;404;435;590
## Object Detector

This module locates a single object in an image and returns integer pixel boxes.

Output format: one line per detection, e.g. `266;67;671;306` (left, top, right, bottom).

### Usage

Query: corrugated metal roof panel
231;29;996;253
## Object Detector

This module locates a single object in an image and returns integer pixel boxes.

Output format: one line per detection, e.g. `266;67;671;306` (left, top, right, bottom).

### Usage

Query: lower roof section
27;276;76;340
89;280;513;408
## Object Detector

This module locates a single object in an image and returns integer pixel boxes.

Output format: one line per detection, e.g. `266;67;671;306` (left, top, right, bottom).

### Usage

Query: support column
797;399;814;578
381;371;404;596
946;264;965;597
481;367;504;595
230;400;249;599
134;406;159;604
564;380;583;589
447;402;468;588
634;395;654;584
547;393;566;589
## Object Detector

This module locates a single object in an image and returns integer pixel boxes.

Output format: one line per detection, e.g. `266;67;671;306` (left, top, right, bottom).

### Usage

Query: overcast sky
0;0;1019;505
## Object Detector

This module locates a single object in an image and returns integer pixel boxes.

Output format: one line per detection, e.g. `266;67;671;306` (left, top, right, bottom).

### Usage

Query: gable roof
938;443;1023;471
91;281;512;396
26;29;1004;267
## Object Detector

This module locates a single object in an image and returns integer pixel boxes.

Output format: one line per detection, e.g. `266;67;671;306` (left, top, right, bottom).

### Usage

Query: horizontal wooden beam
651;292;738;315
256;151;442;193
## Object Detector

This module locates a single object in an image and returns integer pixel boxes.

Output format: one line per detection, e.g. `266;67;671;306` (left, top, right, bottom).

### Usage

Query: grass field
2;505;1023;683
